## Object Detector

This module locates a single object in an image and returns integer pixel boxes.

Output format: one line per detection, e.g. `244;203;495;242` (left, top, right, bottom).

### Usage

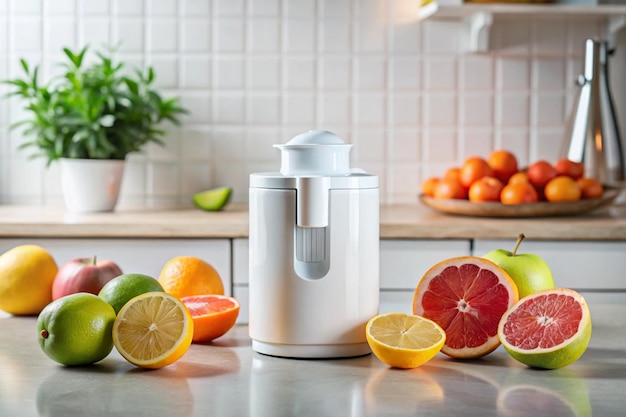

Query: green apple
482;234;555;299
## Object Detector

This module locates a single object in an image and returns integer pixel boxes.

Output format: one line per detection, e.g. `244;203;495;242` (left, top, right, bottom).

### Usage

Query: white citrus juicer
248;130;380;358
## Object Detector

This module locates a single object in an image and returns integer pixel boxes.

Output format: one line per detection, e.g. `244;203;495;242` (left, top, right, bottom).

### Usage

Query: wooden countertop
1;203;626;240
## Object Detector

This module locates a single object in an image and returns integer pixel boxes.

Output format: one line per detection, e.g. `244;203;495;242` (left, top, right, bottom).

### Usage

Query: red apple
52;256;123;300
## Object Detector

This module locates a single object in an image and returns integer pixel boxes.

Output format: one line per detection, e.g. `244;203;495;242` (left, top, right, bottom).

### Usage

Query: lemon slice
366;312;446;369
192;186;232;211
112;292;193;369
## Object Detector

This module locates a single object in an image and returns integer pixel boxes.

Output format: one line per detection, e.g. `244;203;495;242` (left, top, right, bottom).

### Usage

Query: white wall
0;0;621;207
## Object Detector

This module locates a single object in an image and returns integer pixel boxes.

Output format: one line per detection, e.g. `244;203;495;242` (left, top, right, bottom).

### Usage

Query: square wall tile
113;18;144;52
181;18;211;52
212;92;245;124
462;93;494;127
81;0;110;15
353;128;386;162
319;93;351;125
320;19;351;53
214;56;245;89
285;18;315;53
12;0;42;14
491;19;530;54
247;56;280;89
46;0;76;15
149;57;179;88
246;127;280;161
390;21;421;55
181;56;211;89
247;93;280;125
498;93;530;127
320;0;351;19
180;92;212;123
181;128;212;160
461;56;493;91
180;163;212;195
390;94;420;126
354;93;386;126
459;129;493;159
248;18;280;53
214;18;245;52
391;57;420;90
11;17;42;51
535;93;566;127
498;58;530;91
285;0;315;18
534;58;566;91
389;129;421;162
356;56;386;90
424;130;457;163
283;93;315;125
147;161;179;197
214;0;245;16
250;0;280;17
182;0;210;16
497;130;530;166
45;18;76;52
212;128;246;160
533;21;568;55
424;57;457;91
284;57;315;89
534;128;565;161
79;17;110;47
387;163;420;203
149;19;178;52
425;94;457;127
319;57;351;90
113;0;144;16
355;19;385;53
147;0;177;16
423;21;460;54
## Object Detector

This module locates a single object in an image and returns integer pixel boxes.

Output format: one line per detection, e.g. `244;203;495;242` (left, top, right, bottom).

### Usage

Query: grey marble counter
1;306;625;417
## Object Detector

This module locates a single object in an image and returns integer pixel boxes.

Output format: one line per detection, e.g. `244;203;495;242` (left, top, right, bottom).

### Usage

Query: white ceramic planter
60;158;125;213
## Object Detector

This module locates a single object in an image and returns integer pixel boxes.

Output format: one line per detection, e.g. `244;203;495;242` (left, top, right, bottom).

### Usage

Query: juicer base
252;340;371;359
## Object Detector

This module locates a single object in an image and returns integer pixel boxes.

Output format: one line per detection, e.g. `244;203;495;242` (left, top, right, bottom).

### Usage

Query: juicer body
248;174;379;358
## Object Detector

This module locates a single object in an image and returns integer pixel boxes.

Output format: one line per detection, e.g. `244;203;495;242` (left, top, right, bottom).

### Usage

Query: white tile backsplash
1;0;624;207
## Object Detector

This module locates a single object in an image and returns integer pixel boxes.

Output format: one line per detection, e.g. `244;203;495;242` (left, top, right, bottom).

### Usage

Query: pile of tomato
422;150;604;204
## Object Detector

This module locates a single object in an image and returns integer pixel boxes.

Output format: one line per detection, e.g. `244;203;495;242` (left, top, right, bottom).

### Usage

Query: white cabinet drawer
0;238;232;296
473;239;626;291
380;239;471;290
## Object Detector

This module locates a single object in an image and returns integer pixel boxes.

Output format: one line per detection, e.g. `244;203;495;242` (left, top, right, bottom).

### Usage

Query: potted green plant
3;45;187;212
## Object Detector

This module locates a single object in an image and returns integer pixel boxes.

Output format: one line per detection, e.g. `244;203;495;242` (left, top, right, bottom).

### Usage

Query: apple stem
92;255;97;265
512;233;526;256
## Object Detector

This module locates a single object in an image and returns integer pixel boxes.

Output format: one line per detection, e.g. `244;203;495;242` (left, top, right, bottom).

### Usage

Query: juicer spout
296;176;330;228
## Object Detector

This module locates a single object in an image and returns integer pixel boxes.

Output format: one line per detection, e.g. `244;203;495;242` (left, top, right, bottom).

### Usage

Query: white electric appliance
248;130;379;358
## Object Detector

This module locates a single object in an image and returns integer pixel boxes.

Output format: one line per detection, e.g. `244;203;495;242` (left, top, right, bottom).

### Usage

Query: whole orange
487;150;518;183
555;158;584;180
527;160;557;188
544;176;582;203
500;182;539;205
577;178;604;199
444;167;461;183
433;178;467;200
421;177;440;197
460;157;494;188
508;171;530;185
468;177;504;202
158;256;224;299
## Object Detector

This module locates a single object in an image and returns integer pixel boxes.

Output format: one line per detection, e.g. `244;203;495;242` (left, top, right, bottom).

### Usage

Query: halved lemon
112;292;193;369
366;312;446;369
192;186;232;211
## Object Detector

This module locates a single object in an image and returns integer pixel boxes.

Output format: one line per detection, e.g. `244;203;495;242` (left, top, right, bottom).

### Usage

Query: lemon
0;245;58;315
98;273;164;314
113;292;193;369
192;186;232;211
366;312;446;369
37;293;116;366
498;288;592;369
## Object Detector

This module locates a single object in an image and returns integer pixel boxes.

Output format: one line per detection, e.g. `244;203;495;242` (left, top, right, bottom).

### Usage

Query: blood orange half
180;295;240;343
498;288;591;369
413;256;519;359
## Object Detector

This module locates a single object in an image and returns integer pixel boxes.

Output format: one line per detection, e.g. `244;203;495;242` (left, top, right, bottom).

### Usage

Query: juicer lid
274;130;353;176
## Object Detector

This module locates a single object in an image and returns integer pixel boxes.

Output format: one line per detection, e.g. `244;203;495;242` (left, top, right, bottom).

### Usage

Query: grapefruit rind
366;312;446;369
497;288;592;369
412;256;519;359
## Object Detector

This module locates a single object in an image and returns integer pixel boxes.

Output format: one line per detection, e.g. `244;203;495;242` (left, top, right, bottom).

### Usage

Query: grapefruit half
497;288;591;369
413;256;519;359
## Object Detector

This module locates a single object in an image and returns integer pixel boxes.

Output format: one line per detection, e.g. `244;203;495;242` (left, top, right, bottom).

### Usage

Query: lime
37;293;116;366
98;273;164;314
192;186;232;211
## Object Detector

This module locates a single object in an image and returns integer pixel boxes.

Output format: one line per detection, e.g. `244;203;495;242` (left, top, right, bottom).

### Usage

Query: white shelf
427;4;626;52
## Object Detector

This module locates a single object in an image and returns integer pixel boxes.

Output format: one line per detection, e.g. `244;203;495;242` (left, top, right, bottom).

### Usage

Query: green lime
37;293;116;366
98;273;164;314
192;186;232;211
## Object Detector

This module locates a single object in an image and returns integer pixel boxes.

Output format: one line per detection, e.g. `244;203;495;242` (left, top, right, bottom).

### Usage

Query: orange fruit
366;312;446;369
460;157;494;188
181;295;240;343
443;167;461;182
498;288;591;369
577;177;604;199
487;150;518;183
421;177;440;197
112;292;193;369
555;158;584;180
433;178;467;200
468;176;504;202
158;256;224;299
412;256;519;359
500;182;539;205
508;171;530;185
527;160;557;188
0;245;58;315
544;176;581;203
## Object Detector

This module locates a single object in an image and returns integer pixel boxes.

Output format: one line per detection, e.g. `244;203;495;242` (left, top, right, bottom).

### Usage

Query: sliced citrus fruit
366;312;446;369
192;186;232;211
412;256;519;359
112;292;193;369
180;295;240;343
498;288;591;369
